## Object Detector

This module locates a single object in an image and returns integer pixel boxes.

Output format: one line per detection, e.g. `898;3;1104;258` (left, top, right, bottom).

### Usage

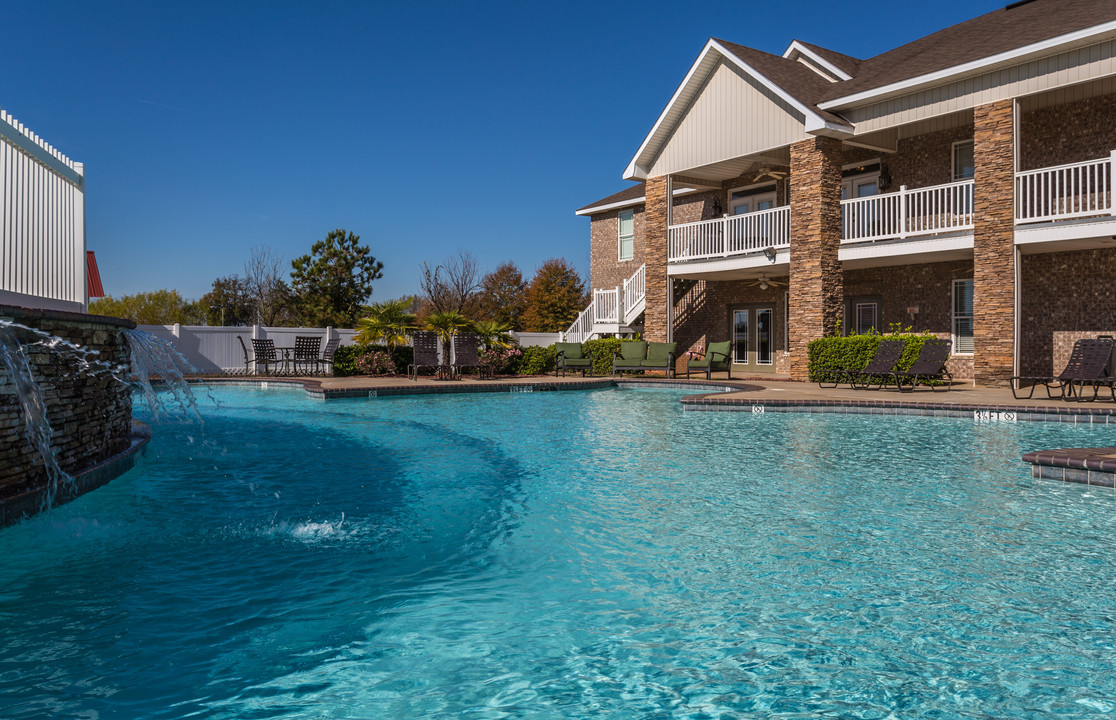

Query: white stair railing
593;288;619;323
622;263;645;322
841;179;975;243
1015;151;1114;224
563;305;593;344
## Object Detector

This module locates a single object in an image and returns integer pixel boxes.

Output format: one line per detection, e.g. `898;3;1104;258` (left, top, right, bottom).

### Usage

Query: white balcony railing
1015;151;1114;224
841;180;974;243
668;206;790;262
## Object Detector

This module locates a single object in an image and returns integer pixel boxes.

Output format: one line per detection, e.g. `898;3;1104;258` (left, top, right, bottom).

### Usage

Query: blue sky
2;0;1005;302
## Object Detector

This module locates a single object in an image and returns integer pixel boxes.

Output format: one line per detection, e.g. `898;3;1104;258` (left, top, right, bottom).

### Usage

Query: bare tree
244;245;294;325
419;250;483;316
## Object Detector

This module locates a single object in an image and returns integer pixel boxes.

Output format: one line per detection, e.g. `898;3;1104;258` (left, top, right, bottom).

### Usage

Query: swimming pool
2;386;1115;718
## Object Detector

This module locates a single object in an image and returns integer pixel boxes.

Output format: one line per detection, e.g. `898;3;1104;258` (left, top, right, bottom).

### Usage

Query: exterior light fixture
763;246;777;262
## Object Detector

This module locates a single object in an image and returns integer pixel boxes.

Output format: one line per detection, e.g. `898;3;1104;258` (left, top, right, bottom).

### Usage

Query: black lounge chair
818;338;905;389
250;338;281;375
236;336;256;376
408;330;440;380
685;340;732;379
293;335;322;375
889;338;952;392
555;342;594;377
451;332;490;378
1011;337;1115;401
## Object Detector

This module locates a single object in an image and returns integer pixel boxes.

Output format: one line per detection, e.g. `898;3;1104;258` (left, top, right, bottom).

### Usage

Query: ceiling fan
747;273;788;291
751;166;788;182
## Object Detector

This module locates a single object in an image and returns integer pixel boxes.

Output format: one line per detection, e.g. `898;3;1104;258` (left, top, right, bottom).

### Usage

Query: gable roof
623;38;852;180
575;183;646;215
820;0;1116;108
789;40;863;79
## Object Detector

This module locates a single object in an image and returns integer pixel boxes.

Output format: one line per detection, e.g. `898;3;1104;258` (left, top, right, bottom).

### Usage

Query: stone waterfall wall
0;304;135;510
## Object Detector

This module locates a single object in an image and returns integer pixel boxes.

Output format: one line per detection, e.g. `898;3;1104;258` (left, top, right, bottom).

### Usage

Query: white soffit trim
574;187;699;216
782;41;853;82
820;20;1116;110
622;39;846;181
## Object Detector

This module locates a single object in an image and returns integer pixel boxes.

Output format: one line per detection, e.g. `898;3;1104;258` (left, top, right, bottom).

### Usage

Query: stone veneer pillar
788;136;844;380
643;175;669;343
973;99;1016;386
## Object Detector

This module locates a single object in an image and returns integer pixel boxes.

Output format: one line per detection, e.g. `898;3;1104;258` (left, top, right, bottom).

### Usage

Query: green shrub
514;345;556;375
808;331;940;385
333;344;414;377
584;337;621;376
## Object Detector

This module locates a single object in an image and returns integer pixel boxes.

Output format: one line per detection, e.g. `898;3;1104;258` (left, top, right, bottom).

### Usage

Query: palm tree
355;298;418;348
424;310;471;362
472;320;513;350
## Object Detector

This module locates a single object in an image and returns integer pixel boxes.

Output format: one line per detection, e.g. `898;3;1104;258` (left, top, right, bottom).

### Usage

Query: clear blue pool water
2;386;1116;719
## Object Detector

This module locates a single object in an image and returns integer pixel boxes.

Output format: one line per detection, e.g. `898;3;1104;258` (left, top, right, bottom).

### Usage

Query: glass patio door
732;306;775;372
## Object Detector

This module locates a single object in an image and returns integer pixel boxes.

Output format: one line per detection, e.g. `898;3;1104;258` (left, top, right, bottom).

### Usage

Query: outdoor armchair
250;338;280;375
293;335;323;375
889;338;953;392
685;341;732;379
319;337;341;375
817;339;905;389
555;342;594;377
611;341;647;378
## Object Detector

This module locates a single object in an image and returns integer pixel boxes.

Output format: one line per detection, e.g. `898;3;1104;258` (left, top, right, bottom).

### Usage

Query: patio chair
685;341;732;379
1010;337;1115;401
292;335;323;375
889;338;953;392
236;336;258;376
612;341;647;378
451;332;491;379
408;330;440;381
641;341;677;378
555;342;594;377
818;338;905;389
319;337;341;375
250;338;280;375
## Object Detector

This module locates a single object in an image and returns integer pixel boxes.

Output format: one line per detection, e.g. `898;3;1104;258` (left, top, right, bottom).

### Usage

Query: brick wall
788;136;843;380
972;100;1016;386
1019;248;1116;376
887;125;974;188
673;279;789;373
589;208;646;292
1019;92;1116;171
844;262;975;381
0;307;134;499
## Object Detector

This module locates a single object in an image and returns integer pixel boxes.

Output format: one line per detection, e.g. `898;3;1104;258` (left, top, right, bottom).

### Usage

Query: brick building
573;0;1116;385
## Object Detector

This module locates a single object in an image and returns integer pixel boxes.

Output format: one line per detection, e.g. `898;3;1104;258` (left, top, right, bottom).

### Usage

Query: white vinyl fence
136;325;561;374
0;108;86;312
137;325;357;374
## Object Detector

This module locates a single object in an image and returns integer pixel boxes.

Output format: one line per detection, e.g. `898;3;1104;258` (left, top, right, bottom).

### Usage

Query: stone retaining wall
0;304;135;503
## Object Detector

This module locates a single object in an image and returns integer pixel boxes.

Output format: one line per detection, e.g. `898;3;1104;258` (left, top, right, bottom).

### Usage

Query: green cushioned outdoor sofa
612;341;677;378
555;342;594;377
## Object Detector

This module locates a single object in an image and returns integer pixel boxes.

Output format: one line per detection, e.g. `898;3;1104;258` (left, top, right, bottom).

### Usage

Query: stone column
643;175;669;342
788;136;844;380
973;100;1015;386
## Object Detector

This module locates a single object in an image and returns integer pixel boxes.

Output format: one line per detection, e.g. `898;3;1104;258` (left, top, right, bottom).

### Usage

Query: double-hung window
952;141;975;181
618;210;634;261
952;279;974;354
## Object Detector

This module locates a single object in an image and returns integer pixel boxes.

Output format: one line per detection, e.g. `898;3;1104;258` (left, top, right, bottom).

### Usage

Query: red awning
86;250;105;298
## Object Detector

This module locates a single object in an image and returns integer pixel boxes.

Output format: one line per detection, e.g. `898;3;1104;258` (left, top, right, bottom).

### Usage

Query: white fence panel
0;108;85;311
135;325;356;373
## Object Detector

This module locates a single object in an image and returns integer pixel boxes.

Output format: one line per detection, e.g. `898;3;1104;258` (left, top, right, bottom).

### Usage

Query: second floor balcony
666;151;1115;266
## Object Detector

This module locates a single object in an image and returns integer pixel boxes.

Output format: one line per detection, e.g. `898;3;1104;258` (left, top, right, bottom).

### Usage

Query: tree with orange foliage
521;258;587;332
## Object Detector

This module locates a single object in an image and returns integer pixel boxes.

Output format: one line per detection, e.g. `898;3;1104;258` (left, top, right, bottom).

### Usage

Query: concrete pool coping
198;375;1116;491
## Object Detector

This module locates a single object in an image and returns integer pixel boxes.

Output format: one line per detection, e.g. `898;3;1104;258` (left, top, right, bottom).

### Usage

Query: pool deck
203;372;1116;490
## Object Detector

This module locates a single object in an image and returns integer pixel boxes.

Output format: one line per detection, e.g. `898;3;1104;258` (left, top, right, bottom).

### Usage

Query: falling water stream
0;321;203;514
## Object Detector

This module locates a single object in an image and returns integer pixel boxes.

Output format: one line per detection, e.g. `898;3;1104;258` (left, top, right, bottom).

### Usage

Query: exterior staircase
563;264;645;343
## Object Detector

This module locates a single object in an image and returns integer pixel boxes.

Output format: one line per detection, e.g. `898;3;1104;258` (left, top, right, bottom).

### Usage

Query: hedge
333;344;414;377
808;332;940;385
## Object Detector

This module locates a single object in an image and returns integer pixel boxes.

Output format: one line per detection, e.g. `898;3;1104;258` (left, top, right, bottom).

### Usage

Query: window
618;209;634;261
952;141;974;181
855;302;878;335
953;279;974;354
729;184;776;215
